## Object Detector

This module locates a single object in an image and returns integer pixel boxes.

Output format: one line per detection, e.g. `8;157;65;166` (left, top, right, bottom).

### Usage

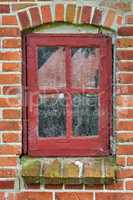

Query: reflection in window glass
38;47;66;88
72;48;100;88
39;94;66;137
73;94;98;136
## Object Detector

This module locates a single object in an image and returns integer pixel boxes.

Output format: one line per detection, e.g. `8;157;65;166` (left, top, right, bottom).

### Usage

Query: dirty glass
38;47;66;88
39;94;66;137
73;94;98;136
71;48;100;88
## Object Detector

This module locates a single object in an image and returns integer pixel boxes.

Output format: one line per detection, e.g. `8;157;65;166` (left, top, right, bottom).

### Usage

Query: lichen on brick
21;157;41;177
104;157;117;178
83;159;102;178
42;159;61;178
63;162;79;178
21;156;117;185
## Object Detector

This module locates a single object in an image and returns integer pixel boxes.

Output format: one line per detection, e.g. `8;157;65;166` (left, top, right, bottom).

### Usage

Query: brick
126;181;133;190
117;50;133;60
0;156;17;166
3;110;21;119
0;181;14;189
0;52;21;61
0;121;21;131
66;4;76;23
117;109;133;119
3;133;20;143
29;7;41;27
42;159;61;177
126;158;133;170
117;169;133;178
55;193;93;200
118;27;133;36
85;184;103;190
0;5;10;13
2;16;17;25
83;159;102;178
0;193;5;200
0;87;2;95
0;28;20;37
116;96;133;107
104;10;116;28
81;6;92;24
26;184;40;189
126;15;133;24
0;169;16;178
104;158;115;178
0;98;20;107
45;184;63;190
117;38;133;48
117;86;133;95
65;184;83;190
0;0;17;1
105;181;123;190
12;4;36;11
41;5;52;23
3;63;21;72
0;145;21;155
127;157;133;166
21;159;41;177
96;193;133;200
117;121;133;131
8;193;14;200
92;9;102;25
18;11;30;29
117;145;133;155
117;74;133;84
15;192;52;200
19;0;35;1
63;162;79;177
3;39;21;48
76;6;81;23
117;133;133;142
116;156;125;166
3;86;20;95
116;16;123;26
55;4;64;22
117;62;133;71
0;74;20;84
112;2;131;12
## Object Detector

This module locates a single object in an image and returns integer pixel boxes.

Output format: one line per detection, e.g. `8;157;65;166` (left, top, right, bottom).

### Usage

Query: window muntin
25;34;112;156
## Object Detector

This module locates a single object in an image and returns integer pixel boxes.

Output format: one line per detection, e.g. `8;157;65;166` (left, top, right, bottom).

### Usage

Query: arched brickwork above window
16;3;123;32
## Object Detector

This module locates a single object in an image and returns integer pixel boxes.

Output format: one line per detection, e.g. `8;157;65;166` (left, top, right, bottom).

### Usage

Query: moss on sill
20;156;117;185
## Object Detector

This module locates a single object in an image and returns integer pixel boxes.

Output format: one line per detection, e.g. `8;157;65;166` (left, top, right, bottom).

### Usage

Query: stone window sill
21;156;117;185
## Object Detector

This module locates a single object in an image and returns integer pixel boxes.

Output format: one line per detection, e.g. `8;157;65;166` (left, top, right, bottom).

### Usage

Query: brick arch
17;3;123;32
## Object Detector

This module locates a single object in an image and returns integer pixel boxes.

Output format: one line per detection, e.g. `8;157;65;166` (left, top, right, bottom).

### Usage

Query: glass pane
72;48;100;88
39;94;66;137
38;47;66;88
73;94;98;136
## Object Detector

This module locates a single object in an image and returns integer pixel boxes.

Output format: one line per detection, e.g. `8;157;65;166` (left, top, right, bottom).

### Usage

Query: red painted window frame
23;33;112;157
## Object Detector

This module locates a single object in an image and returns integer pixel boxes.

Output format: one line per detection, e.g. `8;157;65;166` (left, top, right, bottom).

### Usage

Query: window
23;34;112;156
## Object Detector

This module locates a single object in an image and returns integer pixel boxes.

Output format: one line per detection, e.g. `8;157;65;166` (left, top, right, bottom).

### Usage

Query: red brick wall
0;1;133;200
